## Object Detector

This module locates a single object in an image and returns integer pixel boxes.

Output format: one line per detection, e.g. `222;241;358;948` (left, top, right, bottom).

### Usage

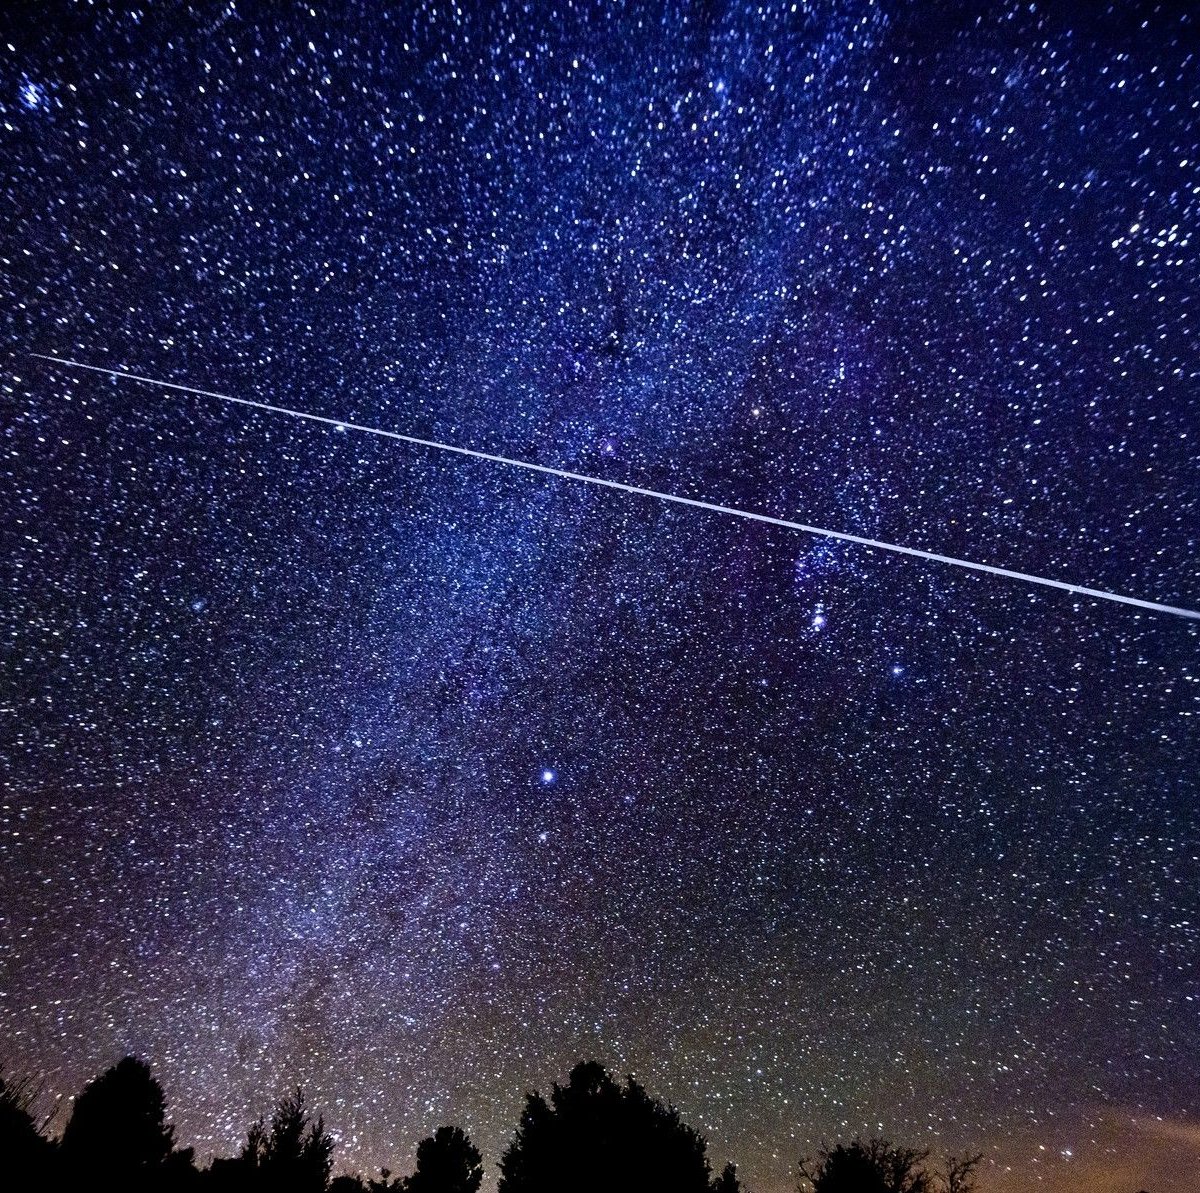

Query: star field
1;3;1198;1191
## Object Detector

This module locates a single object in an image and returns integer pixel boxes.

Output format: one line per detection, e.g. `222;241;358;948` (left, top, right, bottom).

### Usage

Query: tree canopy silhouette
498;1059;738;1193
327;1123;483;1193
217;1087;334;1193
0;1051;998;1193
405;1125;483;1193
59;1055;191;1187
0;1070;54;1183
798;1138;980;1193
712;1161;742;1193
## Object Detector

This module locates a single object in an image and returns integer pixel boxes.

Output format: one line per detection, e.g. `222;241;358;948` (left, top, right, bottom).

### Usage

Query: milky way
29;353;1200;622
2;4;1198;1191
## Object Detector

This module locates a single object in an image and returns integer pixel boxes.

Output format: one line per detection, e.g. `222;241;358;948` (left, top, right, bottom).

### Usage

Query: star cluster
1;3;1197;1190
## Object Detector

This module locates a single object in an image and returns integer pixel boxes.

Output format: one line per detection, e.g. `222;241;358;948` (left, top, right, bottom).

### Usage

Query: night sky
2;3;1198;1191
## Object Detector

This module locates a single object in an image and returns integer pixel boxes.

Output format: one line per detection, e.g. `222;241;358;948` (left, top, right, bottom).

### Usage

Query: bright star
19;78;43;109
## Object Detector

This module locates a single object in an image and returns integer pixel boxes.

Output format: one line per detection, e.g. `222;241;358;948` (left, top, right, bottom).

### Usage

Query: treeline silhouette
0;1055;987;1192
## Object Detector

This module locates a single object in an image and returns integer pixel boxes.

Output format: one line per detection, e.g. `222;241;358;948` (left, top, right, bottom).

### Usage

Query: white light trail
29;352;1200;621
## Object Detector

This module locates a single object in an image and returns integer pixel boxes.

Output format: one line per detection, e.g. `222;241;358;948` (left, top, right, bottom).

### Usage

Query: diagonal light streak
28;352;1200;621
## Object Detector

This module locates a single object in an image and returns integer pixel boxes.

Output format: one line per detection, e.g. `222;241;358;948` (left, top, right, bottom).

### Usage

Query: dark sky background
2;2;1198;1190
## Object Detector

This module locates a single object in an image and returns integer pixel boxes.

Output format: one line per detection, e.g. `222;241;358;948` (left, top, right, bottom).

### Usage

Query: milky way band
29;352;1200;622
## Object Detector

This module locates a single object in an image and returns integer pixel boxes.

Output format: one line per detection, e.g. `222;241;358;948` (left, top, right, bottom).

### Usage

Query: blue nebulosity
1;3;1197;1190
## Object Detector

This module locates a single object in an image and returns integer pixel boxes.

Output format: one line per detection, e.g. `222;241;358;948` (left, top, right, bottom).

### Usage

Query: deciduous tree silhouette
498;1059;736;1193
60;1055;193;1187
799;1139;980;1193
941;1153;981;1193
799;1138;932;1193
404;1126;483;1193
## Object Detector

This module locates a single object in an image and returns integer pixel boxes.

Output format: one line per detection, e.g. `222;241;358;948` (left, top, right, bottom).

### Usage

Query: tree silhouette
798;1139;983;1193
498;1059;734;1193
328;1167;403;1193
712;1160;742;1193
60;1055;191;1187
329;1177;370;1193
403;1126;483;1193
941;1153;981;1193
0;1070;55;1184
228;1087;334;1192
799;1138;933;1193
0;1045;1000;1193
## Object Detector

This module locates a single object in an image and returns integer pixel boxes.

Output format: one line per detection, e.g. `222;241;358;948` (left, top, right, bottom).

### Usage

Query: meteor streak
29;352;1200;621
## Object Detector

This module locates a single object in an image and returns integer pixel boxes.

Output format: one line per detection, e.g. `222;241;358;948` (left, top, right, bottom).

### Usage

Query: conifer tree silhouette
711;1161;742;1193
0;1070;55;1185
0;1047;1001;1193
234;1088;334;1193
